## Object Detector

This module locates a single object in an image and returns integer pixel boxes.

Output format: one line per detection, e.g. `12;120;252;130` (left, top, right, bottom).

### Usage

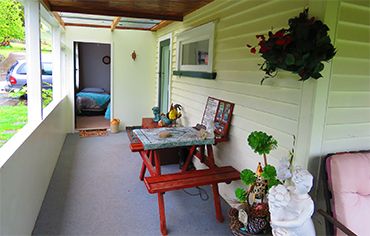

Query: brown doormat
79;129;108;138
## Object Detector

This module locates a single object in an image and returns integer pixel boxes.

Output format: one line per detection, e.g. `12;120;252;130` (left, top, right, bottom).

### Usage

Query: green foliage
0;0;24;44
247;131;278;155
267;177;280;189
10;84;53;107
262;165;281;189
0;105;27;147
240;169;257;186
235;188;247;203
261;165;277;180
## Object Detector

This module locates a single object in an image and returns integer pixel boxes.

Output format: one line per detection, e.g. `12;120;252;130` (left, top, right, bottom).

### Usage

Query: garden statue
152;106;161;122
268;168;315;236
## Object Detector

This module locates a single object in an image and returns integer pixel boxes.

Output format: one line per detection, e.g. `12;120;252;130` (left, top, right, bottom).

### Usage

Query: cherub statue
268;168;315;236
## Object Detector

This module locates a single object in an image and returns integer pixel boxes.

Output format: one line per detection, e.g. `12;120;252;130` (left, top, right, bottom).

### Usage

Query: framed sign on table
200;97;235;143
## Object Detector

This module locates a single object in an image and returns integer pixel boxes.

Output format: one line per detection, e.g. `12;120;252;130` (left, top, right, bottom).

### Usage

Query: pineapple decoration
253;163;268;202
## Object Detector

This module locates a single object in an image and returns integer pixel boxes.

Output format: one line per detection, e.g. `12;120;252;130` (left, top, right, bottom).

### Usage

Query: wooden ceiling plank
40;0;52;11
52;12;66;30
41;0;65;30
49;5;183;21
65;23;152;31
111;17;122;32
150;21;173;31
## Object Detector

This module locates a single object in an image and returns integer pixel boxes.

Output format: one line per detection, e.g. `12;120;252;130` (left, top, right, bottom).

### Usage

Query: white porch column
24;0;42;122
52;27;61;101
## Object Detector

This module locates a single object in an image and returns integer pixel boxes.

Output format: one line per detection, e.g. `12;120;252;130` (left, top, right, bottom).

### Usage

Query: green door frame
158;34;172;113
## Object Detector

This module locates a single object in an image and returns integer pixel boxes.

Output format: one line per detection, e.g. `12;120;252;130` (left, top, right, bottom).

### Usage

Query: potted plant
230;131;280;235
247;9;336;84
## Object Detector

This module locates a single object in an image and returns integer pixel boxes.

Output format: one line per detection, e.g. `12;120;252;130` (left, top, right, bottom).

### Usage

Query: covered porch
1;0;369;235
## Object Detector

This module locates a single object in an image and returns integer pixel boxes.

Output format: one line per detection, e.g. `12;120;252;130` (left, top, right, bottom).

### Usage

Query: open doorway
74;42;111;130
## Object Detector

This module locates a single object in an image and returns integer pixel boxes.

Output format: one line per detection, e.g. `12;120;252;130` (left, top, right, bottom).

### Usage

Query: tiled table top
133;127;214;150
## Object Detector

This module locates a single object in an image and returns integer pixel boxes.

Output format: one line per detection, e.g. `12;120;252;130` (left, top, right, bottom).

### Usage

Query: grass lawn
0;42;52;58
0;42;25;58
0;105;27;148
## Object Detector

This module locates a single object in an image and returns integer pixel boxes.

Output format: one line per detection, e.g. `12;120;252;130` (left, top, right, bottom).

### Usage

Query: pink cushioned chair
319;151;370;236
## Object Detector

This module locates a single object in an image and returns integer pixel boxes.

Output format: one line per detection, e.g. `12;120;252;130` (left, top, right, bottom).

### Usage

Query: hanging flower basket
248;9;336;84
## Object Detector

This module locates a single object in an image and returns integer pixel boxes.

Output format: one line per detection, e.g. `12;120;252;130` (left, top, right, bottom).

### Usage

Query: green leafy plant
0;0;24;46
240;169;257;186
235;131;280;203
235;188;247;203
247;8;336;84
9;83;53;107
247;131;277;166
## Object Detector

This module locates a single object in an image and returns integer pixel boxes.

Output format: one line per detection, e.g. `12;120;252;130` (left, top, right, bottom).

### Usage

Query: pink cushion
327;152;370;236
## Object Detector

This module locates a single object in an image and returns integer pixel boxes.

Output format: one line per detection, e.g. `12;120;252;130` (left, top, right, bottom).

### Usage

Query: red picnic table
129;126;239;235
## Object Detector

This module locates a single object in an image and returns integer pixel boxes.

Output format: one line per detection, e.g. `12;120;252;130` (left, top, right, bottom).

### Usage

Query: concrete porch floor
32;132;232;235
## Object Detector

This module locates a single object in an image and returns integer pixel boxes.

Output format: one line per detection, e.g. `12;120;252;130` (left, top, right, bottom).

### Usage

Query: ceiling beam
52;12;65;30
49;5;183;21
40;0;65;30
65;23;152;31
150;21;173;31
111;17;122;32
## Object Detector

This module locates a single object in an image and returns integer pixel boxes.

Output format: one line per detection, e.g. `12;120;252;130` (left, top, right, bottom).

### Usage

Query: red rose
250;47;256;54
275;39;286;45
259;45;270;53
273;29;286;38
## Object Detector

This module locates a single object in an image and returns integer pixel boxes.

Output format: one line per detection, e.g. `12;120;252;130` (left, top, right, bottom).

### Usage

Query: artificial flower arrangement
247;9;336;84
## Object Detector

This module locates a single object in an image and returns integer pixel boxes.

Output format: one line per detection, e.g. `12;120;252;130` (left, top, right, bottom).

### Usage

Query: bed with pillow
76;88;110;118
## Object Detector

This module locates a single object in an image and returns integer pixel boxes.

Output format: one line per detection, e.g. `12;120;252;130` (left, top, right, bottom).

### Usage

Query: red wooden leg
181;146;196;172
212;183;224;223
154;151;161;175
158;192;168;235
139;162;146;180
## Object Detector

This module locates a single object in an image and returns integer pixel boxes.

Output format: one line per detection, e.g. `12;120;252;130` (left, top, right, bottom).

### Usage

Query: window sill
173;70;217;80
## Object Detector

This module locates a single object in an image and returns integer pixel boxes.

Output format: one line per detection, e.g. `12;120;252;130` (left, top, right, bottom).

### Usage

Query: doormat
79;129;108;138
126;126;141;144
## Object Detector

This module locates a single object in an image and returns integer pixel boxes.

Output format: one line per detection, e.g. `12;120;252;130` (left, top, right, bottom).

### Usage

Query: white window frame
176;22;215;73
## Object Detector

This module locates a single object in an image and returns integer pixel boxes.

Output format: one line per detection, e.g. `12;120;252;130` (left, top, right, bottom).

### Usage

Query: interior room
74;42;111;130
0;0;369;236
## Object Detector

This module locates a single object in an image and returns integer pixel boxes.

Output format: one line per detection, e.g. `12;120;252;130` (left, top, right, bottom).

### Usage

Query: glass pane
0;0;27;148
42;62;52;75
181;39;209;65
40;20;53;108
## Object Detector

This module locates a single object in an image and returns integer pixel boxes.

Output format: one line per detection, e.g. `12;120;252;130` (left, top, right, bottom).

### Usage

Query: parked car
5;60;53;92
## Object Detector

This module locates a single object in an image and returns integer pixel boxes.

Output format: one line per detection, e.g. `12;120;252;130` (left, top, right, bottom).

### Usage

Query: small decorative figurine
152;106;161;122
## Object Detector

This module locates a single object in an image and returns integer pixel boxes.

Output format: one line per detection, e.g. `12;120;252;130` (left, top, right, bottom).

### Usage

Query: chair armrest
317;209;357;236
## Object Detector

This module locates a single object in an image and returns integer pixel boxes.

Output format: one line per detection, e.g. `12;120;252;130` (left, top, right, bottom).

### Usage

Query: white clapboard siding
154;0;307;191
322;0;370;153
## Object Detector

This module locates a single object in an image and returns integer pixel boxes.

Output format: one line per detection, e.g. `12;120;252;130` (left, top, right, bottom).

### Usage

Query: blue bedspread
105;102;111;120
76;92;110;107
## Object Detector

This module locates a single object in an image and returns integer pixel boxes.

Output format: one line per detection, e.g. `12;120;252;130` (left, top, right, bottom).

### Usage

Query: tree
0;0;24;46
